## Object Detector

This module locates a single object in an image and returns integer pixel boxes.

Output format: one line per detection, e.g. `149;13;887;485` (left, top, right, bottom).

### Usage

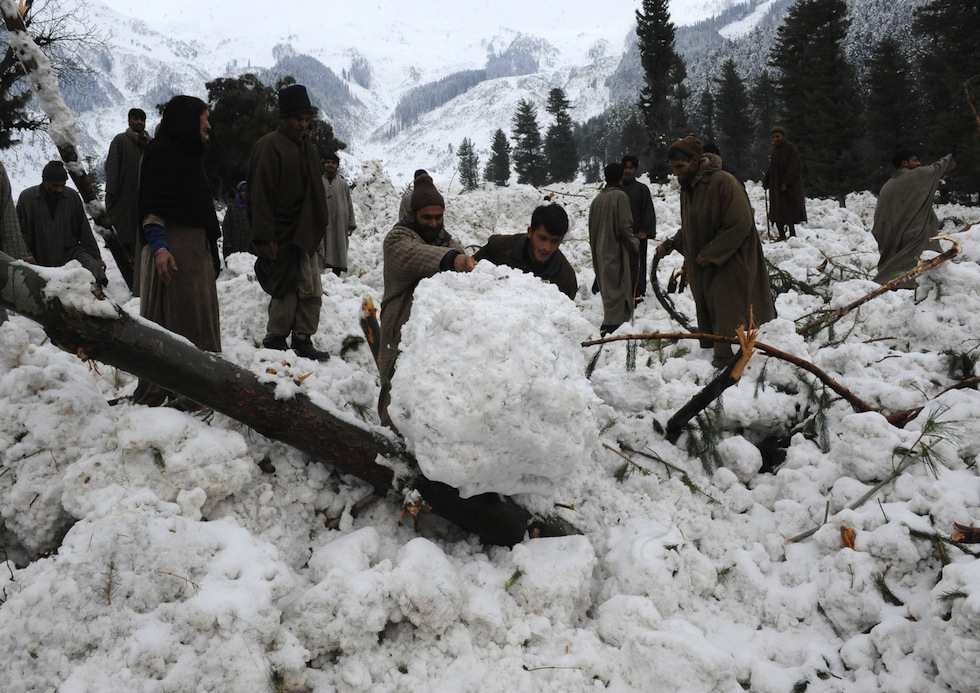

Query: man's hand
695;254;712;267
154;248;178;285
454;254;477;272
654;240;672;260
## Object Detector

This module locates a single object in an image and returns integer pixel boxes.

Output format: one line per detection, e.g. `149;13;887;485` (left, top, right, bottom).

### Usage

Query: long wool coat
320;174;356;271
247;126;328;296
17;184;103;272
0;161;29;260
104;127;151;248
872;154;955;286
670;154;775;340
379;222;462;426
589;185;637;325
764;141;807;224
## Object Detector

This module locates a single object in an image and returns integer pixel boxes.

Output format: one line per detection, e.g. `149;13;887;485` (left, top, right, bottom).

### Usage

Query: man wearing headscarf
134;95;222;408
378;173;476;430
656;136;775;366
247;84;330;361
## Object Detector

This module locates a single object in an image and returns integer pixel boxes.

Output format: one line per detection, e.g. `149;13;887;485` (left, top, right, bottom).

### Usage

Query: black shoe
262;336;288;350
292;338;330;362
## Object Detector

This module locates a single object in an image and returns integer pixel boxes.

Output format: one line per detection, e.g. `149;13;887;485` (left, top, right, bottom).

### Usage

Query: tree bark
0;252;570;546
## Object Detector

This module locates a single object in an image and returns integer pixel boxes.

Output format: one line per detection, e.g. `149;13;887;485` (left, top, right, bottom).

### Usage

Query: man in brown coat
763;125;806;241
872;148;955;288
379;174;476;430
589;162;636;336
247;84;330;361
656;136;775;366
474;203;577;300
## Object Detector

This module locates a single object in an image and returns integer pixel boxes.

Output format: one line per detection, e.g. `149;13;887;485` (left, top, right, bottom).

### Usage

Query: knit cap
670;136;703;160
410;174;445;211
42;160;68;181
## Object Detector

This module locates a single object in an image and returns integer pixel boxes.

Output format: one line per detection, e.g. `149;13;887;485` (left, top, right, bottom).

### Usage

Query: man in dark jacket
762;125;806;241
104;107;152;291
247;84;330;361
379;174;476;430
656;136;775;367
620;155;656;302
18;160;107;286
1;159;30;323
474;203;577;300
221;180;252;259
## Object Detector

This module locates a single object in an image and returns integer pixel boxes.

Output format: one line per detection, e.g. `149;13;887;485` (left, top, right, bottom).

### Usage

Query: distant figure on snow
763;125;806;241
872;148;955;288
474;203;577;300
620;155;656;303
18;160;107;286
221;180;253;259
104;107;152;292
319;152;357;276
589;162;637;336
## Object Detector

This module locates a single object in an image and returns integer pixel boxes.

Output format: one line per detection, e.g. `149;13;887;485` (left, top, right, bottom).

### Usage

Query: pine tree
914;0;980;195
635;0;686;177
713;59;751;176
749;70;778;180
457;137;480;191
695;89;715;144
483;129;511;186
865;37;919;190
544;88;578;183
769;0;864;203
511;98;546;187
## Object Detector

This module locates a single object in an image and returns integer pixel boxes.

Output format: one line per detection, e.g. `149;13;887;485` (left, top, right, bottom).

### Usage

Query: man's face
129;115;146;134
284;114;313;138
323;159;339;178
669;157;699;184
42;180;66;195
412;205;444;236
199;109;211;143
622;161;638;183
527;225;563;264
902;155;921;170
770;131;785;147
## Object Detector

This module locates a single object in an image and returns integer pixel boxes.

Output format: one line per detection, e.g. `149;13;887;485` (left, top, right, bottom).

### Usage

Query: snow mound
390;261;600;497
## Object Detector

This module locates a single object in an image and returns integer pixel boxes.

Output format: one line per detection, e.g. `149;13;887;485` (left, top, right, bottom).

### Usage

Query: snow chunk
390;263;600;497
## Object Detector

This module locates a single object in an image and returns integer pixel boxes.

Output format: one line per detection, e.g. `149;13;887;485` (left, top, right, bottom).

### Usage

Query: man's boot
262;335;289;351
291;335;330;362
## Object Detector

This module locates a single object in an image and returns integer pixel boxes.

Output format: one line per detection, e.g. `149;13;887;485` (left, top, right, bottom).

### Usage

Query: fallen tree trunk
0;252;570;546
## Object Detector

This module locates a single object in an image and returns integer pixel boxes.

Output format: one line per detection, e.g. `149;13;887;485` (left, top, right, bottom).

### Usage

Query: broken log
0;252;572;546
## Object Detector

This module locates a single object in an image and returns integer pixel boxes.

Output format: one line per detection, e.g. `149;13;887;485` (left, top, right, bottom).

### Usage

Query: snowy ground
1;165;979;692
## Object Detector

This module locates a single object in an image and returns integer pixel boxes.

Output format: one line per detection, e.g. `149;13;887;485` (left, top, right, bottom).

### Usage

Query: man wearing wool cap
378;173;476;430
655;135;775;367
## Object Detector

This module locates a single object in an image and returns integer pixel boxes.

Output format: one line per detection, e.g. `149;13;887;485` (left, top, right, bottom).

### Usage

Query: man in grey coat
18;161;107;286
1;159;31;323
872;148;955;288
379;174;476;430
104;107;152;291
589;162;636;336
319;152;357;276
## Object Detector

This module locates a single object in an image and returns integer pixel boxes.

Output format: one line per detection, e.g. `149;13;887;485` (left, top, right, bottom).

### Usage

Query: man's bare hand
454;254;477;272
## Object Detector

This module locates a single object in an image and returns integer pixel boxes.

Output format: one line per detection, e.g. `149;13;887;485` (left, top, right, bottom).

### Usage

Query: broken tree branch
583;331;874;416
796;236;963;339
649;247;695;332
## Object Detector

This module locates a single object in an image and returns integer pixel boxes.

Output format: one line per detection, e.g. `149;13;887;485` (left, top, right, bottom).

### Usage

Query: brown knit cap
410;174;445;212
670;136;703;160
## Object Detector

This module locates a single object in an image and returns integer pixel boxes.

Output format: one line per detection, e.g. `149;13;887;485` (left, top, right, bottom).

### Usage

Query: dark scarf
138;96;219;241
